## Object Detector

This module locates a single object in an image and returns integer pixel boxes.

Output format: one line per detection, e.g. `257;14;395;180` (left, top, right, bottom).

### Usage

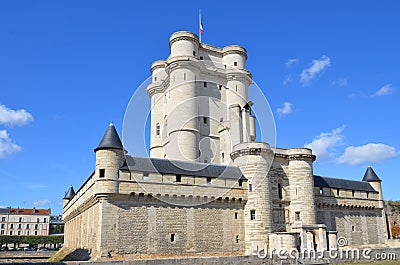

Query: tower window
156;124;160;136
295;212;300;221
200;56;203;60
352;225;355;232
193;51;196;56
207;177;212;184
234;61;238;66
222;152;225;161
218;85;222;90
352;190;355;197
250;210;256;220
176;175;181;183
203;117;208;124
278;183;283;199
99;169;105;178
337;189;340;196
235;212;238;219
319;187;324;195
249;183;252;192
170;233;175;242
154;76;157;82
236;235;239;243
238;179;243;187
143;172;149;181
204;82;207;87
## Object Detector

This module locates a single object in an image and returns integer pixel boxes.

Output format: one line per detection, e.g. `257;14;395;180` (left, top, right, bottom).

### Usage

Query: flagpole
199;10;202;43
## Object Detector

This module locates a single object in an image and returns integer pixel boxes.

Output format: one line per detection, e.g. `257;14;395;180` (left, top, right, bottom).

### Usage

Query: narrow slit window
337;189;340;196
249;183;252;192
250;210;256;220
235;212;238;219
193;51;196;56
171;233;175;242
156;124;161;136
278;183;283;199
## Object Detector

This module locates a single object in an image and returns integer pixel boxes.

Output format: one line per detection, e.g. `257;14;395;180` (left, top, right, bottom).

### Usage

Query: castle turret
163;32;200;161
63;186;75;208
231;142;274;255
94;123;125;194
287;148;316;225
363;166;387;241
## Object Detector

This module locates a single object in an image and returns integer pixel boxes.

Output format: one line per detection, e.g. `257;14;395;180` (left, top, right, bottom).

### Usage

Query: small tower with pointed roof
94;122;126;195
362;166;387;242
63;186;75;208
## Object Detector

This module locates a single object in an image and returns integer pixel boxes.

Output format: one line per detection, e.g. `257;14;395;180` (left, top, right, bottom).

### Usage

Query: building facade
62;31;387;259
0;208;50;236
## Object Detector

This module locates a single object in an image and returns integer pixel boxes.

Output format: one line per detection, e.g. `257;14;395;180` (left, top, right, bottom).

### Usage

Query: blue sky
0;1;399;214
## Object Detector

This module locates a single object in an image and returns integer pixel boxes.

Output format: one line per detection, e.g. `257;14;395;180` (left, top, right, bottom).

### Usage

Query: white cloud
373;84;393;97
32;199;50;206
304;127;344;159
0;105;34;126
0;130;21;158
332;78;348;87
277;102;293;117
283;75;292;85
300;55;331;85
286;58;299;68
338;143;398;165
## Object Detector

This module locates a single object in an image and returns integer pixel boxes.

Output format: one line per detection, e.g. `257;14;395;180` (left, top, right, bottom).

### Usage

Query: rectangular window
18;230;21;236
319;187;324;195
250;210;256;221
236;235;239;243
35;224;38;229
235;212;238;219
337;189;340;196
249;183;252;192
19;217;22;222
1;217;5;222
238;179;243;187
278;183;283;199
170;233;175;242
10;224;13;229
295;212;300;221
176;175;181;183
143;172;149;181
203;82;207;87
18;224;21;229
366;192;369;198
26;224;29;229
203;117;208;124
26;231;30;236
10;231;13;235
37;218;40;223
1;224;4;229
206;177;212;184
352;225;355;232
34;231;38;236
44;218;47;223
99;169;105;178
193;51;196;56
200;56;203;60
0;230;4;235
234;61;238;66
352;190;355;197
156;124;160;136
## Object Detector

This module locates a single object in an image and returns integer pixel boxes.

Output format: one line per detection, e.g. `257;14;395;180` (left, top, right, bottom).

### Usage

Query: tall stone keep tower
146;31;255;163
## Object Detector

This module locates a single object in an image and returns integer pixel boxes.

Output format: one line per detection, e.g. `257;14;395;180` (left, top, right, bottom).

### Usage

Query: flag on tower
199;10;203;42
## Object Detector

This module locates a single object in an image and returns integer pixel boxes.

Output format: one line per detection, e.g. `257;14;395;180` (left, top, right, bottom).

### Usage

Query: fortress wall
98;197;246;256
316;207;385;245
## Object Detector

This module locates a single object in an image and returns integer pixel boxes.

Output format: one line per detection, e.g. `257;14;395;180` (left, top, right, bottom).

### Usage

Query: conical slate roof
64;186;75;200
94;122;123;152
362;166;382;182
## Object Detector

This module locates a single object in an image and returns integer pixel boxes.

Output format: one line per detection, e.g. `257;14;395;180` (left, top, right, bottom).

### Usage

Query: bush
0;235;63;246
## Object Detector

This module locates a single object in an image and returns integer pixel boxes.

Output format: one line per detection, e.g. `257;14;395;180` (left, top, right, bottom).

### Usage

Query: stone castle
62;31;387;259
